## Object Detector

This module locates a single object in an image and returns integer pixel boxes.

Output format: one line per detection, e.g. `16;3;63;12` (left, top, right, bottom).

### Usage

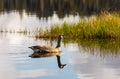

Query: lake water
1;0;120;79
1;33;120;79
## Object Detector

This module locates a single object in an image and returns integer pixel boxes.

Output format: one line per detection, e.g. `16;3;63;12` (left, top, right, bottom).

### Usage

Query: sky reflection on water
0;34;120;79
0;11;80;31
1;0;120;79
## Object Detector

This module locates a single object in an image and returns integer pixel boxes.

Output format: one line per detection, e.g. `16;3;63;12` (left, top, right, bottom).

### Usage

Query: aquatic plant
36;12;120;39
0;28;30;35
0;12;120;39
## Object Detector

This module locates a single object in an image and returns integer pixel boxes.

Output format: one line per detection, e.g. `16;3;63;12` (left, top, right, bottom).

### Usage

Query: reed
0;28;8;33
0;28;4;33
36;12;120;39
0;12;120;39
17;28;29;35
0;28;30;35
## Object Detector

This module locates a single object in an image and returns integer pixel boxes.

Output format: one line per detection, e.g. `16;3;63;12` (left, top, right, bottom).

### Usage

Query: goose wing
39;46;55;52
31;45;57;53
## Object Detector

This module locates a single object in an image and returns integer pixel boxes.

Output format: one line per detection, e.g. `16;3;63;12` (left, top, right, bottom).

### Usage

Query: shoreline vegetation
37;12;120;39
0;12;120;39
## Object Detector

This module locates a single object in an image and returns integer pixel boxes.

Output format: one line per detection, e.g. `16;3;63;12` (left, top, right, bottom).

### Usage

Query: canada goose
28;35;63;53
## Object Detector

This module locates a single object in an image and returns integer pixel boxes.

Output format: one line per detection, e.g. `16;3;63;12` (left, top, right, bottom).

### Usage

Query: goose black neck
56;37;61;48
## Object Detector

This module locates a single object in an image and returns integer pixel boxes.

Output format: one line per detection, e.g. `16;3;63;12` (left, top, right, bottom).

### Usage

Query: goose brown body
28;35;63;53
29;45;60;53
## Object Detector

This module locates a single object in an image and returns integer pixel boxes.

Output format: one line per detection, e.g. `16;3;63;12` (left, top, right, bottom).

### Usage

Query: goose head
58;35;64;39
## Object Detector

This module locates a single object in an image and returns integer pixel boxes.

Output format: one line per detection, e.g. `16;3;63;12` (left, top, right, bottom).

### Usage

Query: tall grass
0;12;120;39
36;12;120;39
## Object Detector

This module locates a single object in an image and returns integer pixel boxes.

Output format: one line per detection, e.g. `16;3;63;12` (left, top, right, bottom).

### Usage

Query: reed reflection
0;0;120;18
64;39;120;58
29;51;66;69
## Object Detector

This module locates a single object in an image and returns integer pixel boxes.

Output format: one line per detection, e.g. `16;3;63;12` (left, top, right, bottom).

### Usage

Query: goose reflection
29;52;66;69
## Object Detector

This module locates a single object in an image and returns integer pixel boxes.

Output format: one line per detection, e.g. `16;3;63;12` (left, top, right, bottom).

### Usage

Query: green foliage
0;12;120;39
39;12;120;39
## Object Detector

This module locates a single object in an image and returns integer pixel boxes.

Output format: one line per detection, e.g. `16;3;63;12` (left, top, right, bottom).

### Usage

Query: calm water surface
0;33;120;79
0;11;80;30
1;0;120;79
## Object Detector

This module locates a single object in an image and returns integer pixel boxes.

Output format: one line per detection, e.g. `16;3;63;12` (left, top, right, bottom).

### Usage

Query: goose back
29;45;60;53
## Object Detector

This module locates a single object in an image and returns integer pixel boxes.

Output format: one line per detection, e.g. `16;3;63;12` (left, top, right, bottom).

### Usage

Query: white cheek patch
61;36;63;38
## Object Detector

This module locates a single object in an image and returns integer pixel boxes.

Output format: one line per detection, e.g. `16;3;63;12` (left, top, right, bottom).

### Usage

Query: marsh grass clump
38;12;120;39
35;28;44;38
0;12;120;39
